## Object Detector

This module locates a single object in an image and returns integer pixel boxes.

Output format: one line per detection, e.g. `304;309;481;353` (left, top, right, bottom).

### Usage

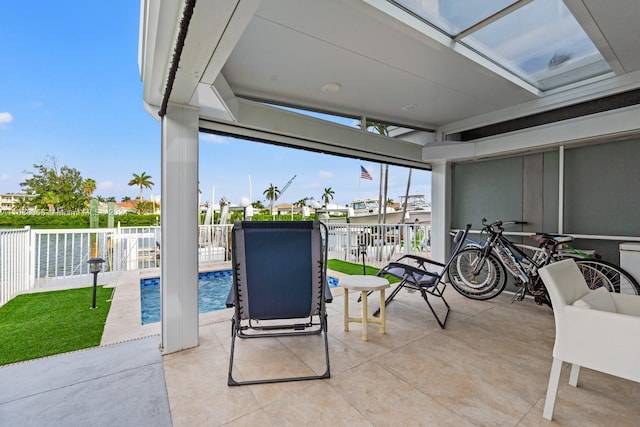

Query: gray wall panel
523;154;543;233
564;139;640;236
452;157;524;230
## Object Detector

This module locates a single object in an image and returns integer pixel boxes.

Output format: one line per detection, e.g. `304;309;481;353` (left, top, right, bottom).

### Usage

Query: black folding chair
375;224;471;328
227;221;331;386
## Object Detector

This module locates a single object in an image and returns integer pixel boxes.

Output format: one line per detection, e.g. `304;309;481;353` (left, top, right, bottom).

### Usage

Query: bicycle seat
530;233;573;245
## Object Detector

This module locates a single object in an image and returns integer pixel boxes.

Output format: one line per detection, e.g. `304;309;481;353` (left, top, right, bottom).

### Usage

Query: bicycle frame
472;229;553;286
450;219;640;305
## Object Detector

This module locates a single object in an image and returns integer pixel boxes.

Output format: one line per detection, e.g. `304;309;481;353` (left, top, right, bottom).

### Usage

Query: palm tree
12;196;30;212
82;178;96;197
42;191;58;214
134;200;155;214
321;187;334;207
263;184;280;213
128;172;154;199
295;197;310;208
121;196;131;202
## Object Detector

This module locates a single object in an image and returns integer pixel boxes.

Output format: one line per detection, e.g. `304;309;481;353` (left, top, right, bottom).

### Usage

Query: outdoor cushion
572;287;616;312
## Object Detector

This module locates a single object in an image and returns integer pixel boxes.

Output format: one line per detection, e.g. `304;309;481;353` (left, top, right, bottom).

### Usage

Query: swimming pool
140;270;340;324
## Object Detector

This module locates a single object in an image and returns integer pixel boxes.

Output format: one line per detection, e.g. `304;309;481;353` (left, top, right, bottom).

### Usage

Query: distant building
0;193;36;213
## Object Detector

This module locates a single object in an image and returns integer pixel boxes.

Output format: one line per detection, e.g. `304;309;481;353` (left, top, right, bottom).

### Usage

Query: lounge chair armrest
396;254;446;268
226;287;235;308
384;262;439;279
325;279;333;303
396;254;427;263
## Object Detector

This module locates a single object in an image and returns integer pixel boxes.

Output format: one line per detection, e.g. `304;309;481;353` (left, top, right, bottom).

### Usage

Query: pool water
140;270;340;324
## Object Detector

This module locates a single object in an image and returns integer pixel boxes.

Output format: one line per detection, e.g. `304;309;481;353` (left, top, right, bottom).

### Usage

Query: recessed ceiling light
401;104;417;111
321;82;342;93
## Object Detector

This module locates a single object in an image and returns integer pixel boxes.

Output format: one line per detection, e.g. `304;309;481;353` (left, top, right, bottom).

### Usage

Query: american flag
360;166;373;180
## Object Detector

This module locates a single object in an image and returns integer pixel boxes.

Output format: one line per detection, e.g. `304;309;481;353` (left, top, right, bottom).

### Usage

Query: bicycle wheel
574;259;640;295
447;248;507;300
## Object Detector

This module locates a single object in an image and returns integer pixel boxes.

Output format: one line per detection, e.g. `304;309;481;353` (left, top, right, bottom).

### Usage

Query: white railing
0;222;429;306
31;225;234;286
325;222;430;268
0;227;31;306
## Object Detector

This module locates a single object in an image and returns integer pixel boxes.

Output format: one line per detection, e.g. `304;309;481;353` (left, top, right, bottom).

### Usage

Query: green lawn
327;259;401;283
0;286;112;366
0;261;389;366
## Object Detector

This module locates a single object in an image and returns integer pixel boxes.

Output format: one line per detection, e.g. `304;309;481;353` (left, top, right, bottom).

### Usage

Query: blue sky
1;1;430;208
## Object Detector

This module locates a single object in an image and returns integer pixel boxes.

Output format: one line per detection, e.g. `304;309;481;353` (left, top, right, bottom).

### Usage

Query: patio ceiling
139;0;640;165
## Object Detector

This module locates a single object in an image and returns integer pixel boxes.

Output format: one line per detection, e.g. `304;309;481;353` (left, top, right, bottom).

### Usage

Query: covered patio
3;276;640;425
133;0;640;424
139;0;640;355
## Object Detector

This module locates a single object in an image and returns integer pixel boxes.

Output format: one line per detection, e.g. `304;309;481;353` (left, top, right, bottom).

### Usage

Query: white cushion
572;287;616;312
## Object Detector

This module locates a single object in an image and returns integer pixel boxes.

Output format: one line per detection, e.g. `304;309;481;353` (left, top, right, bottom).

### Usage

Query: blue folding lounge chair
375;224;471;329
227;221;331;386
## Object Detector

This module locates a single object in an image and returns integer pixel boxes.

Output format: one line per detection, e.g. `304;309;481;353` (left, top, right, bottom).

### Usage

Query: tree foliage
295;197;311;208
128;172;154;199
82;178;96;197
263;184;280;210
322;187;335;207
20;157;88;212
134;200;156;214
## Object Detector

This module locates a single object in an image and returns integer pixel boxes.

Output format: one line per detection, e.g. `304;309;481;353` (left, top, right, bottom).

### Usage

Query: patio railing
0;222;430;306
324;223;430;268
0;227;31;306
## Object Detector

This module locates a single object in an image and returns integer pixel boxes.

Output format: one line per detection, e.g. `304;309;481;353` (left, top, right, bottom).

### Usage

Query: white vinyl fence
0;225;233;306
0;227;31;306
0;222;430;306
325;223;430;268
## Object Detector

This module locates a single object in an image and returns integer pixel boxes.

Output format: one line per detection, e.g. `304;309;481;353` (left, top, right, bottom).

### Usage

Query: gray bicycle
447;219;640;306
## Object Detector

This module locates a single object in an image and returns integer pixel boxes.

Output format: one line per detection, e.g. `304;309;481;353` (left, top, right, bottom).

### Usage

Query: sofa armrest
610;292;640;316
557;306;640;382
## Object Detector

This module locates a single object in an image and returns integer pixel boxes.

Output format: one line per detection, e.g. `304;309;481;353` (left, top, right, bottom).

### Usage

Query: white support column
430;161;452;263
558;145;564;234
161;104;200;354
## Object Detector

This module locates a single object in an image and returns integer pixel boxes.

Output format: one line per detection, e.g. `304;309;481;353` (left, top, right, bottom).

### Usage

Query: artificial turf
0;286;112;365
327;259;401;283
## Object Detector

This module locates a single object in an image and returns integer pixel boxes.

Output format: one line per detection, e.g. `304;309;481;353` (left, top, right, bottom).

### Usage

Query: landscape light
87;257;106;309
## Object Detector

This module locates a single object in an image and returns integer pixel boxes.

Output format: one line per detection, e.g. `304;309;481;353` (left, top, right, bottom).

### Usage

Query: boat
400;194;431;224
348;198;405;224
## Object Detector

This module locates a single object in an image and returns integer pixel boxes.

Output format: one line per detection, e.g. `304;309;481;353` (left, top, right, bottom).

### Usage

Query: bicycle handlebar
481;218;528;229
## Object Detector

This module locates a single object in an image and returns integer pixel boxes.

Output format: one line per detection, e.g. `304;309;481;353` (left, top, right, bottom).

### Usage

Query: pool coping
100;263;345;346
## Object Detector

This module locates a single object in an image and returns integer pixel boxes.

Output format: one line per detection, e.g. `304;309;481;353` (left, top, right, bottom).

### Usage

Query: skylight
391;0;612;92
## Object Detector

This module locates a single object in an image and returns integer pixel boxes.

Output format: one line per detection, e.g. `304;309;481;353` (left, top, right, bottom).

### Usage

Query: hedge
0;213;160;229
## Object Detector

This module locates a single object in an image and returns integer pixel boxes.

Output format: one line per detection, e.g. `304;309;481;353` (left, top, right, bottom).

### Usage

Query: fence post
346;224;351;261
27;226;37;289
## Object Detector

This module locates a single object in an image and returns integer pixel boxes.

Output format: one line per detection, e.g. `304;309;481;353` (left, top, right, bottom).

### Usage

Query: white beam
424;105;640;162
161;103;200;354
199;99;426;168
171;0;261;104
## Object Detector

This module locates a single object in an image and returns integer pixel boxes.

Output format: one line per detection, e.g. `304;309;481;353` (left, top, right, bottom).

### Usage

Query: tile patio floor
3;267;640;426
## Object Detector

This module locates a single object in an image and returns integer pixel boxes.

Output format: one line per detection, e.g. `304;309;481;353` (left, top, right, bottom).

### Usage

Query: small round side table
339;275;390;341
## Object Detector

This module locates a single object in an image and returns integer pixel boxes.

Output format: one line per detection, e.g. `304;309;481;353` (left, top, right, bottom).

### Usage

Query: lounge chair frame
227;221;331;386
375;224;471;328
